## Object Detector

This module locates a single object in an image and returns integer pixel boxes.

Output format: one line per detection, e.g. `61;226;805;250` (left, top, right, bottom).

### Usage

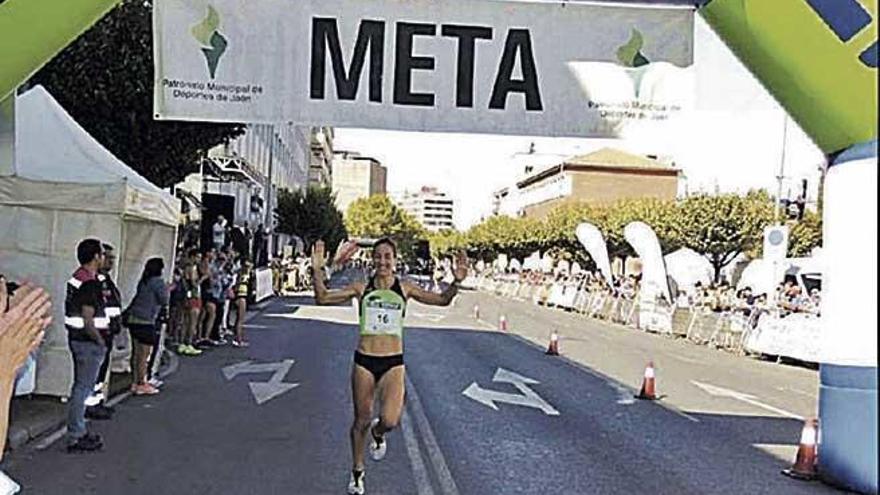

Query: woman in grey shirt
126;258;169;395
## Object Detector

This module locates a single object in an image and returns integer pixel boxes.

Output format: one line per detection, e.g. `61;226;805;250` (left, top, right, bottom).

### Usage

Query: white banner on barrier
255;267;274;303
154;0;693;137
744;313;822;363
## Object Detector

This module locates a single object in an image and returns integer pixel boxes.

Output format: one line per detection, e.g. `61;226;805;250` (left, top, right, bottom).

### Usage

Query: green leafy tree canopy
345;195;426;262
676;191;774;281
276;186;346;255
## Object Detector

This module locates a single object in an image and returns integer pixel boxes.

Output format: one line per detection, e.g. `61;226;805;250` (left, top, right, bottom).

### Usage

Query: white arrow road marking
608;382;636;405
462;367;559;416
222;359;299;405
691;380;802;420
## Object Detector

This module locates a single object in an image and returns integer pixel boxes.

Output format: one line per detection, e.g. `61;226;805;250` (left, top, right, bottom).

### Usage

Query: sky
333;16;825;231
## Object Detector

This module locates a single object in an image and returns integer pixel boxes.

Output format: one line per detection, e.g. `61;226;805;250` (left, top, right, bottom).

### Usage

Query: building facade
494;148;679;219
199;123;312;226
394;187;455;232
174;123;318;254
309;126;334;188
331;151;387;214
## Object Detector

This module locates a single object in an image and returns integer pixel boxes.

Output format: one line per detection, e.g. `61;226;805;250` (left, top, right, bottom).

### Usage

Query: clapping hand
0;284;51;379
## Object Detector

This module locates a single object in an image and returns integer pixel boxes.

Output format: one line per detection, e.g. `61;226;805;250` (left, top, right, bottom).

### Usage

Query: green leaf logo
616;29;650;68
191;5;227;79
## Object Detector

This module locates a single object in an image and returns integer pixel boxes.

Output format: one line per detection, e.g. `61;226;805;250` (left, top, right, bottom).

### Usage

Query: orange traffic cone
545;330;560;356
635;361;657;400
499;315;507;331
473;304;480;319
782;418;819;480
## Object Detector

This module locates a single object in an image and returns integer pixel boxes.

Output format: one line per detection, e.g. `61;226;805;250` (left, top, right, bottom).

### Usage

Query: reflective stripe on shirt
64;316;110;329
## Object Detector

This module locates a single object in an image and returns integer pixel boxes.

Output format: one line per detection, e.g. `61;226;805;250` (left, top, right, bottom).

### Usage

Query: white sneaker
368;418;386;461
347;469;365;495
148;378;164;388
84;392;103;407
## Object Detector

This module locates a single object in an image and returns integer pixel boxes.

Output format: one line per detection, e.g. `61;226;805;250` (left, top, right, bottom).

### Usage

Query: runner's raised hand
312;240;326;270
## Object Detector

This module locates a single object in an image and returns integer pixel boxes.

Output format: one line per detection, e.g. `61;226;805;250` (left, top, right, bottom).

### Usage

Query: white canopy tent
0;86;179;397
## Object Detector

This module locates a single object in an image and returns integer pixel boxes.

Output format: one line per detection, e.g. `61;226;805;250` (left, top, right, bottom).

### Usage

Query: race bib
364;303;403;335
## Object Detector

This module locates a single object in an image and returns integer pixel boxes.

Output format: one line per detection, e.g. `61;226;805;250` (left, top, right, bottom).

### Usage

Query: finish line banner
154;0;693;137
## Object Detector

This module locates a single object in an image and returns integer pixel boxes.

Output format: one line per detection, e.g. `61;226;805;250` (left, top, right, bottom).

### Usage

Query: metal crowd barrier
473;274;757;355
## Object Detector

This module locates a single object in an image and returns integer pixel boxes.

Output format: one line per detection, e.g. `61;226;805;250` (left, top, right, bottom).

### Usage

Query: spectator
255;223;269;267
197;249;220;348
178;249;203;356
781;285;809;315
167;264;186;347
232;261;253;347
64;239;109;453
86;243;123;421
807;288;822;316
230;223;248;261
126;258;169;396
212;215;228;252
244;222;254;262
1;283;51;493
749;293;770;327
214;252;234;342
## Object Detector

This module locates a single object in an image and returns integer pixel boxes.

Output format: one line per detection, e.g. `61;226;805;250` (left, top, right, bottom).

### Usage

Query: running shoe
148;377;164;388
369;418;387;461
185;344;203;356
84;392;103;407
347;469;365;495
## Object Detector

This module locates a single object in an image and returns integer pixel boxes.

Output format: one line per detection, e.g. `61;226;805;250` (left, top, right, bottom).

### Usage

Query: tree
345;195;426;262
428;229;466;259
276;187;347;255
788;210;823;257
588;198;679;260
676;191;774;281
29;0;244;188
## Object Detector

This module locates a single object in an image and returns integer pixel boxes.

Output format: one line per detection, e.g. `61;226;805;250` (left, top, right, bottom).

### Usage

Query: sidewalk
4;300;272;453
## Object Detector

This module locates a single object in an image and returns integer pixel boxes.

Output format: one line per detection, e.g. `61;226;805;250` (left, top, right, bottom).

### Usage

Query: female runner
312;238;467;495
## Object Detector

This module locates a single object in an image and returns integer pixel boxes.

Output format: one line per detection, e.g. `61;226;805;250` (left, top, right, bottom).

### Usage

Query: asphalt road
3;281;843;494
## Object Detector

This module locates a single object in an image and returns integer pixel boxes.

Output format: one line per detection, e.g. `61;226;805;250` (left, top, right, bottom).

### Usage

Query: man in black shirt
86;243;122;420
65;239;109;453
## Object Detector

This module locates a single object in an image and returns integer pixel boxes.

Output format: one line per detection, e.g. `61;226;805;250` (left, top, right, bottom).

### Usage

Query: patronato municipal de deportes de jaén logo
191;5;228;79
